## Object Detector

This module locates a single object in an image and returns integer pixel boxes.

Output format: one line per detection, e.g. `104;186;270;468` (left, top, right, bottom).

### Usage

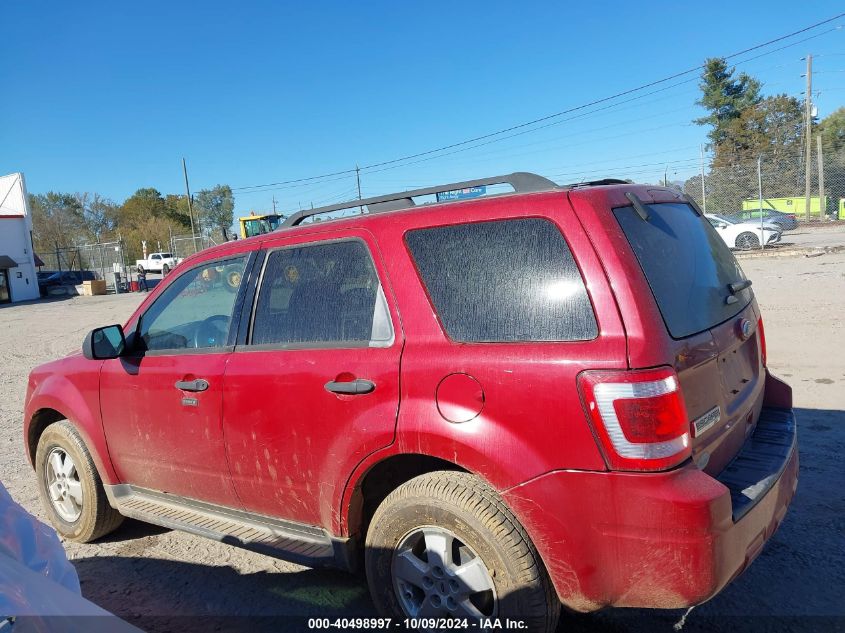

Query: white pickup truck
135;252;182;274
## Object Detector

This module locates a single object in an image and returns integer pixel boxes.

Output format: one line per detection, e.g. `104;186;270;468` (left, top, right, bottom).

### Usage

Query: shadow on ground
72;408;845;633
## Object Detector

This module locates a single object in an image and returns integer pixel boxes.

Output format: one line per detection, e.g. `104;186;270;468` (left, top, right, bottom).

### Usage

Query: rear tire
365;472;558;632
736;232;760;250
35;420;123;543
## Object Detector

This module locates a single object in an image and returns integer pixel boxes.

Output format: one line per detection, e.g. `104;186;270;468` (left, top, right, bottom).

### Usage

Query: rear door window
251;240;393;347
405;218;597;342
614;202;752;339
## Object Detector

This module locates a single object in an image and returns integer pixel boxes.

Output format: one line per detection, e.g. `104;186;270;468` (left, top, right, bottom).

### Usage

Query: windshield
615;202;753;339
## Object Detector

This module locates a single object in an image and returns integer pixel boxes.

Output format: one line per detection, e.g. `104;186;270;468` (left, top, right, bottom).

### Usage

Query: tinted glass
251;240;392;346
138;256;247;351
614;202;752;339
405;218;597;342
92;326;124;358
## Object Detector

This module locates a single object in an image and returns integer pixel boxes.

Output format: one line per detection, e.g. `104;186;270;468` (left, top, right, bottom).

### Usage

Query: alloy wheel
45;447;83;522
392;526;497;621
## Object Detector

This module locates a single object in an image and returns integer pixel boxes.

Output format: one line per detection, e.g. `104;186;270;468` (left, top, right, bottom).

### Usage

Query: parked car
723;209;798;231
706;213;782;250
37;270;96;296
24;174;797;631
135;252;181;275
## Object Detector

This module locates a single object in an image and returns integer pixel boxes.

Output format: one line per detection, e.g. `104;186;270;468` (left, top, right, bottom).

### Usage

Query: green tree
194;185;235;241
817;108;845;215
73;192;120;240
817;107;845;152
28;192;88;254
119;188;168;227
695;58;762;164
163;194;193;229
721;94;804;165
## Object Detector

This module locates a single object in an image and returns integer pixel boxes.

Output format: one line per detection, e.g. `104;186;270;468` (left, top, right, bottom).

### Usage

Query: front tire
35;420;123;542
736;232;760;250
365;472;559;632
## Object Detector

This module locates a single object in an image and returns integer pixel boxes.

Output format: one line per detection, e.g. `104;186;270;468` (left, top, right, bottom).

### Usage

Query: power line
355;16;844;174
228;13;844;193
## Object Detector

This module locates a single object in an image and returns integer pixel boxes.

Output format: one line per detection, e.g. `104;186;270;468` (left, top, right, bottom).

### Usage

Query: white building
0;173;40;303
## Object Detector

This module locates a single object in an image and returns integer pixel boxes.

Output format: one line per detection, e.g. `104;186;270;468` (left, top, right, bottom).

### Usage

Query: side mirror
82;324;127;360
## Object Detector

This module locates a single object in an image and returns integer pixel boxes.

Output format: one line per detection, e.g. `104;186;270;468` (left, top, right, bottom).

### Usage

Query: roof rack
282;172;558;227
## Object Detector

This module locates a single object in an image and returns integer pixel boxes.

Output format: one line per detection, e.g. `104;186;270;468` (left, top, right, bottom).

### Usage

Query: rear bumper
504;405;798;611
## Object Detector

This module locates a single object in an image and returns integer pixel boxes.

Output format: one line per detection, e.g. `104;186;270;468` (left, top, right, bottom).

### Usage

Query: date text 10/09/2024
307;618;529;630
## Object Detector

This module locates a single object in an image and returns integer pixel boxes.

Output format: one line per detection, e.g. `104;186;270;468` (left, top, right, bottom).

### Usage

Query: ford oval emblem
738;318;752;340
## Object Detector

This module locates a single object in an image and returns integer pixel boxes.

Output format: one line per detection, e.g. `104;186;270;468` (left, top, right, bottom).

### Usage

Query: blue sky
2;2;844;217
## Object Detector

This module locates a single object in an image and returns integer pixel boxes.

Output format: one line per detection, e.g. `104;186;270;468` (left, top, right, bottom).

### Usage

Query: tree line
683;58;845;214
29;185;235;262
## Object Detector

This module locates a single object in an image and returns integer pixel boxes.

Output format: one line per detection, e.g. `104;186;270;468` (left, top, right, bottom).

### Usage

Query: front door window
138;257;248;351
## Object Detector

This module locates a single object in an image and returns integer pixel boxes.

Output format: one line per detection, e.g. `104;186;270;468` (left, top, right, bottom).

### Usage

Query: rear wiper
728;279;753;294
624;192;650;221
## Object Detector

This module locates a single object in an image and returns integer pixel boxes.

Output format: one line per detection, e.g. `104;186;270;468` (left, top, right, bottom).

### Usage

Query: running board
104;484;356;571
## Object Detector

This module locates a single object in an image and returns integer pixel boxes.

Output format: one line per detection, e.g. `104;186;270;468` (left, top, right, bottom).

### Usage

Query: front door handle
175;379;209;392
324;379;375;395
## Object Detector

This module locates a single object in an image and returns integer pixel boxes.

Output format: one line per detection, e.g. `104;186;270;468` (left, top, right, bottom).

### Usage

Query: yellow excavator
238;212;284;239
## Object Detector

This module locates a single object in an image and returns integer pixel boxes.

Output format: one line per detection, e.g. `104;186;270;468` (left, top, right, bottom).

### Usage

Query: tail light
758;317;767;367
578;367;691;471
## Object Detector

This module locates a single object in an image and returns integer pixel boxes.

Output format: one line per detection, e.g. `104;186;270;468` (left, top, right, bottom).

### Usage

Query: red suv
24;173;798;631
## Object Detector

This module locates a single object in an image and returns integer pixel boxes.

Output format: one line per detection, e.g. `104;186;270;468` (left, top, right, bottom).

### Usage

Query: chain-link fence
169;233;218;261
38;241;128;277
37;246;82;275
680;146;845;224
659;144;845;252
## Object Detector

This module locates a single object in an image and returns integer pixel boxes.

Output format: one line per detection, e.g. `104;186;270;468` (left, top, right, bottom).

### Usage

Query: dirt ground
1;250;843;632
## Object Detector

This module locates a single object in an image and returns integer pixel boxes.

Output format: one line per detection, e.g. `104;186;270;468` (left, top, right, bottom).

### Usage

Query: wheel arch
27;407;66;466
25;389;118;485
344;453;469;540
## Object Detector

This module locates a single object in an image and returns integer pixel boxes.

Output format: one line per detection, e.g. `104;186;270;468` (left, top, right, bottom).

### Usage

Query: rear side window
251;240;393;347
405;218;597;342
614;202;752;339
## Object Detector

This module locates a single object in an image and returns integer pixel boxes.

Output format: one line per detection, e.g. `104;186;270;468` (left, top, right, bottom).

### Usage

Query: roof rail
281;172;558;227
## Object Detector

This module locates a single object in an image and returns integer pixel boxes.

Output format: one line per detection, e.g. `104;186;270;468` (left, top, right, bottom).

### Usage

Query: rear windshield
614;202;752;339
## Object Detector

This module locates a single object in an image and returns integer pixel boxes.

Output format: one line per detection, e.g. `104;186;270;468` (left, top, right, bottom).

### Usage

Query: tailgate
676;302;765;475
612;198;764;475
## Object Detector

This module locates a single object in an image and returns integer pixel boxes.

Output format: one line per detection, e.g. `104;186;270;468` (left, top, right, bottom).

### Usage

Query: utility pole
700;144;707;213
817;135;826;221
182;158;199;252
803;54;813;222
272;195;277;214
663;166;668;187
757;157;764;251
356;165;363;213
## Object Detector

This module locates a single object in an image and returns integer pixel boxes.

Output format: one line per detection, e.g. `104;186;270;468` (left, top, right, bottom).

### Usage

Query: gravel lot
1;249;843;632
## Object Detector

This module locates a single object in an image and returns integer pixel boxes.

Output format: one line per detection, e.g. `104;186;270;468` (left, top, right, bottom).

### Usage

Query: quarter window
138;256;247;351
251;240;392;347
405;218;597;342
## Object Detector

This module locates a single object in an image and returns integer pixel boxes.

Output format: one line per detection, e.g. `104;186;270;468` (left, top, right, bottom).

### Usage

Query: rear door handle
324;379;375;395
175;379;209;392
